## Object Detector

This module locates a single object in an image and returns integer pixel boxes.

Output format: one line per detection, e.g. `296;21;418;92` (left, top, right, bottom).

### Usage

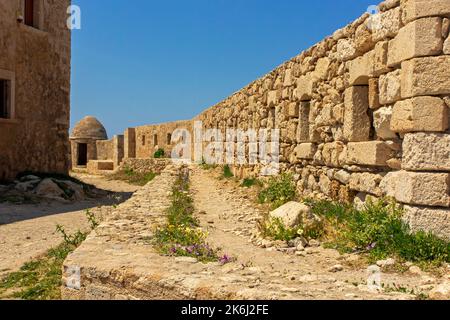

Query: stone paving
62;165;450;300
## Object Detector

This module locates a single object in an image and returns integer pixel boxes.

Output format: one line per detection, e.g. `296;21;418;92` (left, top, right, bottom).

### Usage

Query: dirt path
189;167;447;299
0;174;138;276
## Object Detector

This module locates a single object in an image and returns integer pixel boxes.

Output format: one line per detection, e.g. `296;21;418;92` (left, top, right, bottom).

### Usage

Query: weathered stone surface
401;56;450;98
373;106;397;140
402;133;450;171
294;74;316;101
372;41;391;77
294;143;317;160
34;179;66;201
336;38;358;61
322;142;345;167
267;90;281;107
348;51;373;85
391;97;449;133
402;0;450;24
269;201;316;229
286;102;299;118
349;173;384;196
387;18;443;67
372;6;402;42
379;70;401;105
403;205;450;240
347;142;394;166
429;282;450;300
343;86;371;142
368;78;380;110
381;171;450;207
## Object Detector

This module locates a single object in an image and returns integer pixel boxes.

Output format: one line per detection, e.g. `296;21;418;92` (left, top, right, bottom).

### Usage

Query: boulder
429;282;450;300
15;180;40;192
19;175;41;182
269;201;320;230
55;180;86;200
34;178;67;201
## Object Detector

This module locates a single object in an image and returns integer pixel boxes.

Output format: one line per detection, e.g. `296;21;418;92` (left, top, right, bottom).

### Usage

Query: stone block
314;57;330;80
283;68;294;87
286;102;299;118
368;78;380;109
343;86;371;142
379;69;401;105
267;90;281;107
402;0;450;24
347;141;394;166
391;96;449;132
401;56;450;98
373;6;402;42
387;17;443;67
294;143;317;160
402;133;450;171
372;41;391;76
403;205;450;240
348;51;374;85
381;170;450;207
294;74;316;101
322;142;345;167
373;106;397;139
336;38;358;61
349;172;384;196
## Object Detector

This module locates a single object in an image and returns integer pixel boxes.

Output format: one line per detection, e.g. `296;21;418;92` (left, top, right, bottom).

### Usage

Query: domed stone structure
71;116;108;140
70;116;109;168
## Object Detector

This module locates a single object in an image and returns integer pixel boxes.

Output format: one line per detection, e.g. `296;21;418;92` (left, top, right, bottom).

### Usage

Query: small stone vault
77;0;450;239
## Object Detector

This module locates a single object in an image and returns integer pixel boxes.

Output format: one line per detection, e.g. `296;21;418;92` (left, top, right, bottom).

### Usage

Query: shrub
258;173;296;209
222;165;233;179
305;198;450;264
154;148;165;158
109;168;157;186
260;217;303;242
241;178;261;188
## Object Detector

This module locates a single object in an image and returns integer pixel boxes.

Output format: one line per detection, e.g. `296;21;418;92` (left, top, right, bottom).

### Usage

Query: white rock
20;175;41;182
373;106;397;140
34;179;66;201
329;264;344;273
376;258;396;267
269;201;316;229
409;266;422;275
429;282;450;300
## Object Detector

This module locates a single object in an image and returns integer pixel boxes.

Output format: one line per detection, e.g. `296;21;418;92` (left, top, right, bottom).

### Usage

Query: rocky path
190;167;447;300
0;175;137;276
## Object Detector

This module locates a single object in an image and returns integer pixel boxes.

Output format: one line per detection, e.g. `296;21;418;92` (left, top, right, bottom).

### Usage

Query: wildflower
219;254;232;265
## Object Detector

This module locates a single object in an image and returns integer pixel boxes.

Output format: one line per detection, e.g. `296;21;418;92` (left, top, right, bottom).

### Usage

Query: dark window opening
0;79;10;119
153;134;158;145
142;135;146;146
77;143;88;166
24;0;35;27
298;101;311;142
167;133;172;144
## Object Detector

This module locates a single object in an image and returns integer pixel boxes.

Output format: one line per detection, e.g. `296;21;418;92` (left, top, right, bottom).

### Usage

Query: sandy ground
0;174;138;276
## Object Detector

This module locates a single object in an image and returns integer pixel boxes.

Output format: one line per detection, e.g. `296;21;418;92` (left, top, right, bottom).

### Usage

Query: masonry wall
102;0;450;238
0;0;71;181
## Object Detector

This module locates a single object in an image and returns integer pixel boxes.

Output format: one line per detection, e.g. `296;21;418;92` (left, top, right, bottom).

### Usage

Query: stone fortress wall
86;0;450;238
0;0;72;181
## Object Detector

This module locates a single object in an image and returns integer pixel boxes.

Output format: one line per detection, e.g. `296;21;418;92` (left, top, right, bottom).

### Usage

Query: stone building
70;116;109;169
0;0;71;181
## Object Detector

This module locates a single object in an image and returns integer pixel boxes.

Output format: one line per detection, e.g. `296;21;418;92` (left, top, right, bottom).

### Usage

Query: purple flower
219;254;232;265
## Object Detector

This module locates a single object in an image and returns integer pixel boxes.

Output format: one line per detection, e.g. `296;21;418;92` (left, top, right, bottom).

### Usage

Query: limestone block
349;172;384;196
348;51;374;85
286;102;299;118
283;68;294;87
294;74;316;101
444;32;450;54
391;96;449;133
387;17;443;67
379;70;401;105
373;106;397;139
354;23;375;54
372;6;402;42
372;41;391;76
322;142;345;167
335;170;351;184
294;143;317;160
403;205;450;240
267;90;281;107
402;0;450;24
402;133;450;171
336;38;358;61
343;86;371;142
368;78;380;109
314;57;330;80
401;56;450;98
347;141;394;166
268;201;316;229
381;171;450;207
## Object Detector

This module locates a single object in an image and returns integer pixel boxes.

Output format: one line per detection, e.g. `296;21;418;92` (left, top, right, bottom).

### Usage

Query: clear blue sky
71;0;376;137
